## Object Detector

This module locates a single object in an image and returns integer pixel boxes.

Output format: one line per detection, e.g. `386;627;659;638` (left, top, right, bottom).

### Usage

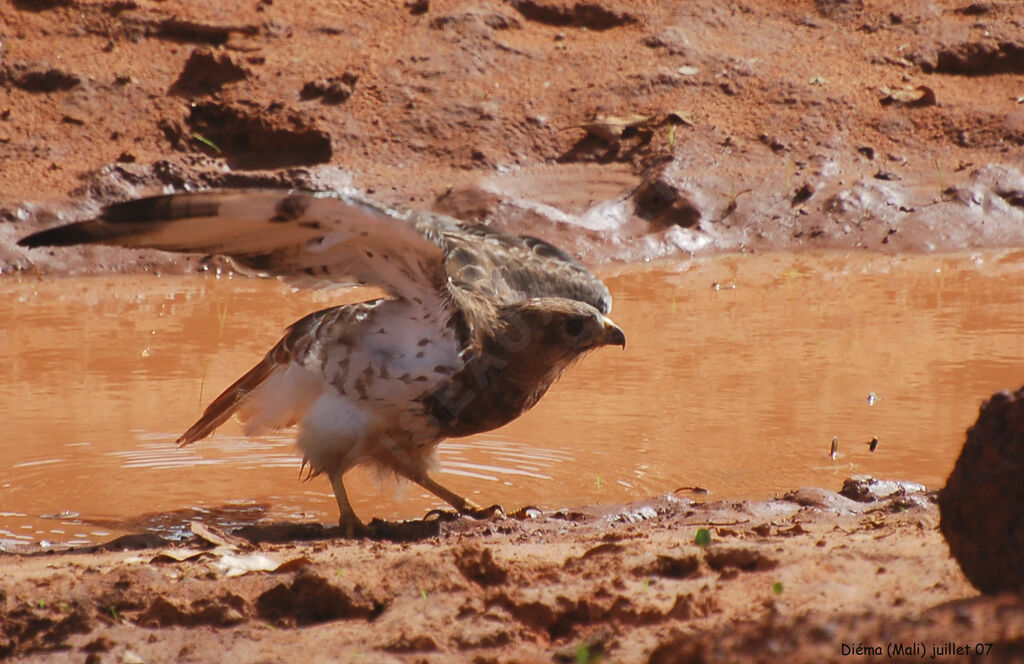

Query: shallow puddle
3;250;1024;546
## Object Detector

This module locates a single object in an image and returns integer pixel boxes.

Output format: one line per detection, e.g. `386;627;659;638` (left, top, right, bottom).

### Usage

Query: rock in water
939;387;1024;593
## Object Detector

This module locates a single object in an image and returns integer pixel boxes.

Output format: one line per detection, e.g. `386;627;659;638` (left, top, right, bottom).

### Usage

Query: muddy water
3;251;1024;547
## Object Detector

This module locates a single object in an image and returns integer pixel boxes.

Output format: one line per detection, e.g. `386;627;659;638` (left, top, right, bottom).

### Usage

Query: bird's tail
176;321;324;446
177;354;281;446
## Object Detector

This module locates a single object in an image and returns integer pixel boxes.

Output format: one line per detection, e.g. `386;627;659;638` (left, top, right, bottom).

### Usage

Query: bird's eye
565;319;584;336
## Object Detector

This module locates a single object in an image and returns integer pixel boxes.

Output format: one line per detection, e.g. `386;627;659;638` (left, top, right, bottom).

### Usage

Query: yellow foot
510;505;543;519
423;504;504;522
463;503;504;519
337;514;372;538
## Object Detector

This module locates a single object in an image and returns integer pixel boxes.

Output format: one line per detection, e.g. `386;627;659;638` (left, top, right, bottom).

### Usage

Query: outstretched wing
19;188;613;313
18;189;449;300
441;226;613;314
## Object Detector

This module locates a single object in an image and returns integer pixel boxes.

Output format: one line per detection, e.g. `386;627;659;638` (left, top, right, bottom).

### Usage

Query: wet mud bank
7;485;1020;663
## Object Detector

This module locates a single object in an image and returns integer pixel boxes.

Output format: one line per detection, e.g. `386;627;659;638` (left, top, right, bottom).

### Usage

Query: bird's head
492;298;626;367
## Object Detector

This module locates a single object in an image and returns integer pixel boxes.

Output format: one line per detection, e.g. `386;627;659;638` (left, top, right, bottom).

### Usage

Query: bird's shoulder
438;223;612;314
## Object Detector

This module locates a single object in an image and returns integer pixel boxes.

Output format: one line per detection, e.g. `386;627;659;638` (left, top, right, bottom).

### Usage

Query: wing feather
19;188;612;312
18;190;448;300
442;226;613;314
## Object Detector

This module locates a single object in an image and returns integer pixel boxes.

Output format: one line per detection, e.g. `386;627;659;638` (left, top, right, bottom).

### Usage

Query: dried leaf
215;553;279;577
273;556;313;574
151;548;210;563
666;110;694;127
190;520;246;550
573;111;694;144
879;85;936;108
121;650;146;664
214;552;305;577
580;113;654;141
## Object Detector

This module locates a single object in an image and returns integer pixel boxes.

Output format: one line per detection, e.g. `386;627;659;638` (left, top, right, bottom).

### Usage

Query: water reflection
3;250;1024;545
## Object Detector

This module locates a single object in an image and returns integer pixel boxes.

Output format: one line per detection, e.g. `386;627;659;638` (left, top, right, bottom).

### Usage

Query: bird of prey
19;189;625;535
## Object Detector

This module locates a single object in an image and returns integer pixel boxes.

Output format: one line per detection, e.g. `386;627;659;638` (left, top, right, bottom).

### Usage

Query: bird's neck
422;328;566;439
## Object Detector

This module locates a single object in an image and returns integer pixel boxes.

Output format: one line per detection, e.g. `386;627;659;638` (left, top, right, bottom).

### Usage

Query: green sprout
576;642;600;664
191;133;222;153
695;527;711;548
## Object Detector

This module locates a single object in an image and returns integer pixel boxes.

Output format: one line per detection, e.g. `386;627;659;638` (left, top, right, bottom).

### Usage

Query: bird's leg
408;472;504;520
329;472;369;537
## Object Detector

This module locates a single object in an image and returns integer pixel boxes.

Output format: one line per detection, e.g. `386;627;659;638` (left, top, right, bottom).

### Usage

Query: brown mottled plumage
19;189;625;534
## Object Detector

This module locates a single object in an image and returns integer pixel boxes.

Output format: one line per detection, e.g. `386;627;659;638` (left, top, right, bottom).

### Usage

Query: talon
465;503;504;520
423;508;459;522
510;505;542;519
337;514;371;538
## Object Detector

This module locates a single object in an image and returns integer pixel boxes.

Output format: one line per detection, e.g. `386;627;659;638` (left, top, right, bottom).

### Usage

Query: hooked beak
600;316;626;349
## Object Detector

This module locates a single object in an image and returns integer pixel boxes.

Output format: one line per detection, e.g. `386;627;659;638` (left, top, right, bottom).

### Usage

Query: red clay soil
3;0;1024;661
5;488;1018;664
3;0;1024;271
